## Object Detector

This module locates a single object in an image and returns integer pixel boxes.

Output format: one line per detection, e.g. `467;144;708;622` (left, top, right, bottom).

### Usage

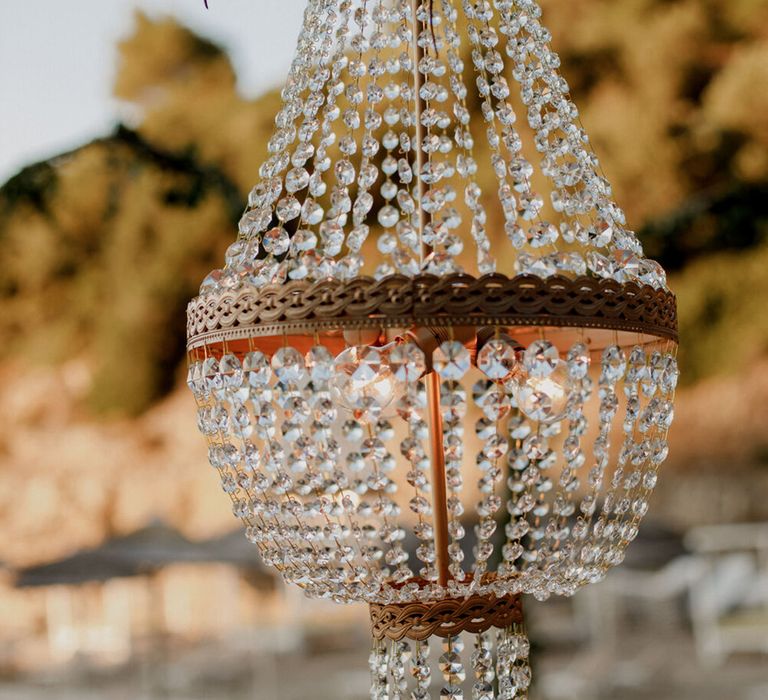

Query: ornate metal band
369;592;524;642
186;273;678;349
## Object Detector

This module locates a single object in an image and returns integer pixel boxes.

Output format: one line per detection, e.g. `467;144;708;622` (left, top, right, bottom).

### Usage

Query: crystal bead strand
374;1;420;279
363;417;403;597
538;341;591;589
501;0;659;285
604;343;653;567
324;1;371;276
413;1;466;276
389;639;411;700
467;1;563;271
315;0;357;279
213;351;274;566
443;378;467;588
235;0;326;246
623;342;677;532
239;351;299;574
189;357;269;566
254;12;323;234
510;339;559;581
471;630;495;700
410;639;431;699
433;339;472;587
459;1;543;274
370;637;390;700
439;635;466;700
573;343;625;583
513;0;631;233
412;0;438;271
338;2;390;279
292;0;351;282
212;352;312;592
282;4;340;280
500;403;534;580
440;0;491;276
395;351;432;585
270;347;324;580
470;373;510;589
305;344;383;597
603;341;677;560
470;339;522;561
271;348;342;596
499;1;607;277
518;423;559;583
496;624;531;699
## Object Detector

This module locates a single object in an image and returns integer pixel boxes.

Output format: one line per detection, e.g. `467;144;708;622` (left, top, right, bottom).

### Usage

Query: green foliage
674;242;768;385
0;127;241;415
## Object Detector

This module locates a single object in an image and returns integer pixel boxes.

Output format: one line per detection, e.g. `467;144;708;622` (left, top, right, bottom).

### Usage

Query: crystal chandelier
185;0;678;696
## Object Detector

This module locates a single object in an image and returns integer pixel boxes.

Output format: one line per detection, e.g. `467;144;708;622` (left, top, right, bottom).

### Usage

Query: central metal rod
426;370;450;586
411;0;449;587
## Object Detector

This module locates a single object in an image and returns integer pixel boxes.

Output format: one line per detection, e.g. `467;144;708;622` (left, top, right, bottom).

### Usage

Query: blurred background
1;0;768;698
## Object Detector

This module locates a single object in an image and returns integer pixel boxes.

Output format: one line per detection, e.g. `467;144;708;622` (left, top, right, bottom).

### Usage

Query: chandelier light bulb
512;360;570;424
331;344;401;421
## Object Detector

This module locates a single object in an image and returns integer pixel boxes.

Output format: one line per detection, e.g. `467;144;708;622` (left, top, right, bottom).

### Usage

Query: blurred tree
0;126;241;415
114;11;282;193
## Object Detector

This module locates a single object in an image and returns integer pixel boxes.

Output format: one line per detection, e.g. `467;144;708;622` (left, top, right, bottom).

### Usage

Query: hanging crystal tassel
439;636;466;699
370;637;390;700
411;639;431;700
471;631;495;700
371;617;532;700
497;625;532;700
389;640;411;700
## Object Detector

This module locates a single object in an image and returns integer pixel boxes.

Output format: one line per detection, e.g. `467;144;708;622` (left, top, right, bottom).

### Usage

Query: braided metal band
369;592;523;641
186;273;678;350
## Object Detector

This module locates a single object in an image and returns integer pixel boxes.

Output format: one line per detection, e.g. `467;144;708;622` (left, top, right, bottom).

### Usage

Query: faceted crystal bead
186;361;205;399
219;353;244;391
513;361;570;423
203;357;222;393
377;204;400;227
566;342;591;379
271;347;305;384
262;226;290;255
275;197;301;222
439;652;466;684
433;341;471;380
305;345;334;384
332;345;398;414
285;166;310;193
601;345;627;384
523;340;559;378
243;351;271;386
389;342;426;382
477;338;519;380
526;222;558;248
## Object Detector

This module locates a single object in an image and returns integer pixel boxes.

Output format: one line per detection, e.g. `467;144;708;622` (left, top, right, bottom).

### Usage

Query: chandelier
185;0;678;697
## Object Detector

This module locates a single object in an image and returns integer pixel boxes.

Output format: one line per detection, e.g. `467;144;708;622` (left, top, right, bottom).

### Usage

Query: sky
0;0;306;184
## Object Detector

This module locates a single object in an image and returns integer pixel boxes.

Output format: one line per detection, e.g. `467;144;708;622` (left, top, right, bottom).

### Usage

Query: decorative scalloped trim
369;592;524;641
186;274;678;349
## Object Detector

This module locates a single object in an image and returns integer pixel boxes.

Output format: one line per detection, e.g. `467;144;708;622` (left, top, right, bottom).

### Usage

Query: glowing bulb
331;344;401;422
513;360;570;423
